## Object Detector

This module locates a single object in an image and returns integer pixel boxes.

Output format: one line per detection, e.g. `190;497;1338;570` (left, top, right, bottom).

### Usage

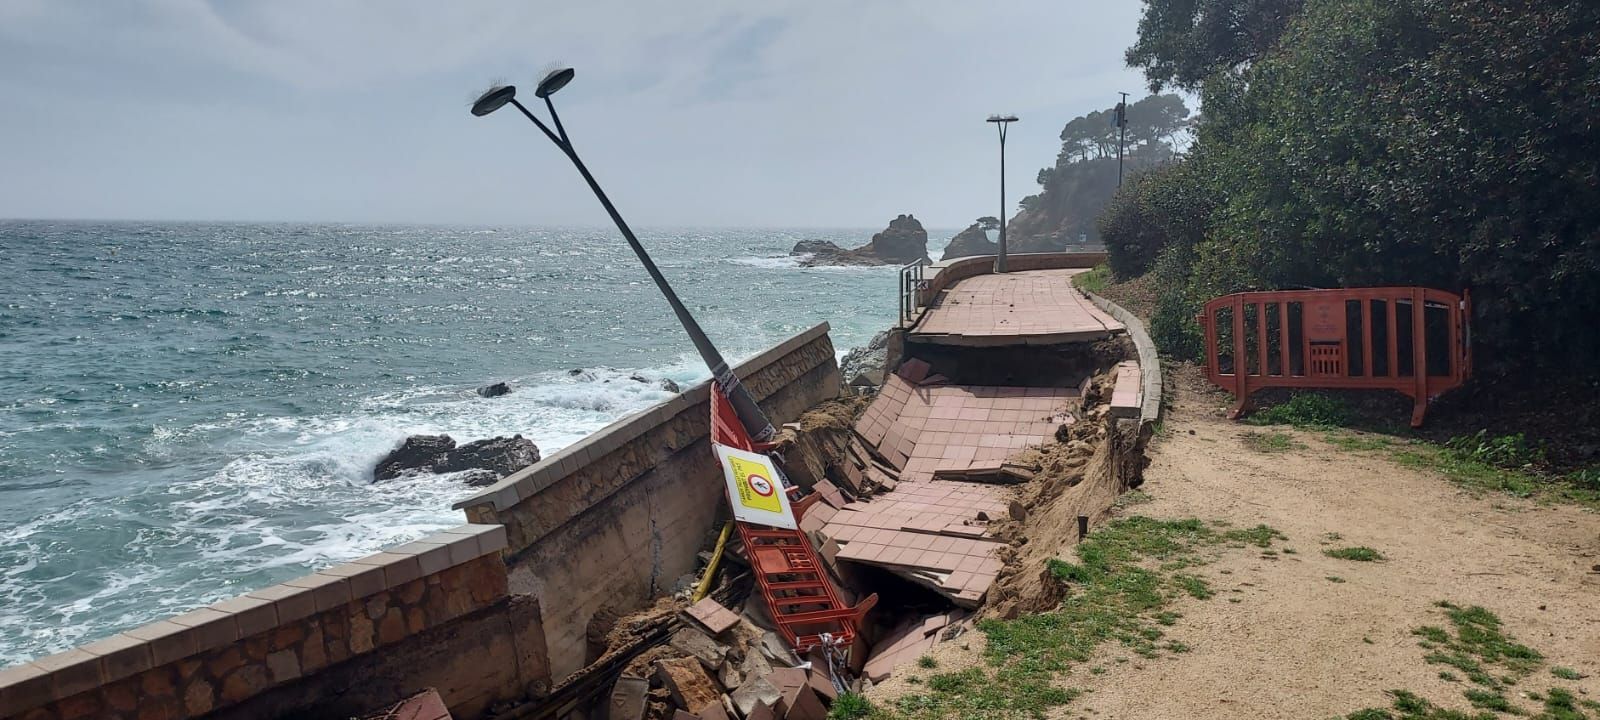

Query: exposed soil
1060;364;1600;718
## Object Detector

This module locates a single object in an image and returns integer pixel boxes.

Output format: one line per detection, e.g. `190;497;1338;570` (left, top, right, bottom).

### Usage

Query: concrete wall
455;324;840;680
0;525;551;720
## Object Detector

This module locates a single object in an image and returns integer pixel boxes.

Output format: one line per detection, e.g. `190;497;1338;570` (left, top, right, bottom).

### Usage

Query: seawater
0;220;952;665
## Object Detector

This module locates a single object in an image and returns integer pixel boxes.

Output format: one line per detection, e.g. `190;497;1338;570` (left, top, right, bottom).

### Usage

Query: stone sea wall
0;525;548;720
0;325;843;719
455;323;840;680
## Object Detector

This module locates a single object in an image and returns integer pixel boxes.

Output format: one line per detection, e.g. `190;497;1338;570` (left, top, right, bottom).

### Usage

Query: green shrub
1247;394;1350;428
1443;431;1545;470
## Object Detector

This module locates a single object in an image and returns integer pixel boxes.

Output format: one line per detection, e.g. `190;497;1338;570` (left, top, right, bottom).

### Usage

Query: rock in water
374;435;456;481
660;378;682;393
941;222;999;260
790;239;843;255
864;214;930;264
797;214;931;267
373;434;541;482
436;435;541;477
477;381;512;398
455;469;503;487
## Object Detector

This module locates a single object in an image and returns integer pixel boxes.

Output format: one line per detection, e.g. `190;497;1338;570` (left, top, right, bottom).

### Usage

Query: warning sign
714;443;796;529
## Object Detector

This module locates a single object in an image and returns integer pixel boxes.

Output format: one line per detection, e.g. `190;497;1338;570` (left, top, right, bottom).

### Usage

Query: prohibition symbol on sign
714;443;795;529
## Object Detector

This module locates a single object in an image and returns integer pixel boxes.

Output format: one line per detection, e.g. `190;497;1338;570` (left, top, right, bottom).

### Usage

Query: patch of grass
1438;671;1458;682
1539;688;1589;720
1113;490;1154;508
1073;264;1111;294
1325;432;1396;452
1461;688;1515;713
828;693;879;720
916;655;937;669
1327;575;1347;583
1551;666;1583;680
884;516;1275;719
1391;441;1600;511
1325;546;1385;562
1247;393;1351;428
1223;524;1287;548
1242;430;1301;453
1344;688;1502;719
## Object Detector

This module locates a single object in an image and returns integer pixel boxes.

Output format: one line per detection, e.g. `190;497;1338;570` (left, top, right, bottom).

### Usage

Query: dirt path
1064;366;1600;718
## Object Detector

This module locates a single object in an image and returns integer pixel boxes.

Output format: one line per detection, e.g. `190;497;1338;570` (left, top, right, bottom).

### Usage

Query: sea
0;220;953;666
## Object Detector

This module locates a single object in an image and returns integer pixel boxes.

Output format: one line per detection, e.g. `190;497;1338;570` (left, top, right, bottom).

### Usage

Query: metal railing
898;258;931;326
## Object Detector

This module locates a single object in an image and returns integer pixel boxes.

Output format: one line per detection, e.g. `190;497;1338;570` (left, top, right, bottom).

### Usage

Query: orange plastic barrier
1197;287;1471;427
710;383;876;654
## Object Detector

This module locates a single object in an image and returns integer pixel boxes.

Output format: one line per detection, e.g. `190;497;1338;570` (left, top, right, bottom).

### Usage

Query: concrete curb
1084;290;1162;427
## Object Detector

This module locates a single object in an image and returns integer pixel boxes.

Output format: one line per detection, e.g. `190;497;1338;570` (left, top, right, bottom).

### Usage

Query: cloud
0;0;1151;227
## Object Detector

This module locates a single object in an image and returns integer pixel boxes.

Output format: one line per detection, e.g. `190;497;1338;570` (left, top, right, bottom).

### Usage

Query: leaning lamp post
470;68;776;442
986;114;1018;273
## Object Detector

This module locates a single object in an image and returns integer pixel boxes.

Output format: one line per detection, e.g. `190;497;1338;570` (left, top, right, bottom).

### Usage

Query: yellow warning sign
713;443;796;529
730;455;781;513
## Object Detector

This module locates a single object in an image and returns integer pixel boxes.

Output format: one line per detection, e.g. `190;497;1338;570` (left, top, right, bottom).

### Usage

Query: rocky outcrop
793;215;930;267
940;223;998;260
839;331;889;390
373;434;541;482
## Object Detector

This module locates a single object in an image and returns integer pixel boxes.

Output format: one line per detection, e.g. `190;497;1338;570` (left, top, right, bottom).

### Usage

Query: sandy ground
1062;366;1600;718
866;364;1600;718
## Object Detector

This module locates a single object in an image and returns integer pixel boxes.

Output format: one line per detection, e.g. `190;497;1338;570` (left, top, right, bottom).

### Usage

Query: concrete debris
745;701;778;720
730;675;783;717
778;684;828;720
606;675;649;720
655;657;722;716
861;610;967;683
668;627;729;672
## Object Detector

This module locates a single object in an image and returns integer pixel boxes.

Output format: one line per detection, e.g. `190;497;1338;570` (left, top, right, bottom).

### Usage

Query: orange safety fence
710;383;875;655
1197;287;1471;427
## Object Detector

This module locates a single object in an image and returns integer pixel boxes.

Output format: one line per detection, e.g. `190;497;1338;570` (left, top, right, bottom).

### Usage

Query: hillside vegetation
1100;0;1600;376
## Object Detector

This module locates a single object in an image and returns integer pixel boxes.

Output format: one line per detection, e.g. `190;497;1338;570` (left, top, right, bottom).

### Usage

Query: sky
0;1;1151;229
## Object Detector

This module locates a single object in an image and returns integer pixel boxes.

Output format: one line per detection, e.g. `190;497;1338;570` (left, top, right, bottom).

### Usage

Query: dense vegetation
1007;95;1189;251
1102;0;1600;374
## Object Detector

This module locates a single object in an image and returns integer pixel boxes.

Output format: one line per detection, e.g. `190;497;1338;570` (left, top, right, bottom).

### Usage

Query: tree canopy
1125;0;1304;91
1103;0;1600;373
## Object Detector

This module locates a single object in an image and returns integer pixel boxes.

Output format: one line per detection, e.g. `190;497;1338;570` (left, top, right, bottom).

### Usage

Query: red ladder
710;384;876;653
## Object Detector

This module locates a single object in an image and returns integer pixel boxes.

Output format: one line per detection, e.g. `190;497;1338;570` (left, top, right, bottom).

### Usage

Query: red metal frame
1197;287;1471;427
710;384;876;654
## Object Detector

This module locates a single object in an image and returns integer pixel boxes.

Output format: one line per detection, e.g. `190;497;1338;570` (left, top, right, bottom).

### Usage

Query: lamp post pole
986;114;1018;274
471;71;776;442
1116;92;1129;187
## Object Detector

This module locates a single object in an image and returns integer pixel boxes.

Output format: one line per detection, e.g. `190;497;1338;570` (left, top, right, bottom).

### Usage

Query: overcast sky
0;1;1149;229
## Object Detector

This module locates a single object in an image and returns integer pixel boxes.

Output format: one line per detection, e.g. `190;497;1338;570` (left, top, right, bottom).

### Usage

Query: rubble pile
603;597;846;720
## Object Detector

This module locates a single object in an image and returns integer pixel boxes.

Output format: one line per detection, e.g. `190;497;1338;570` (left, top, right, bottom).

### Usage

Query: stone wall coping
1085;290;1163;426
0;523;508;715
454;323;833;513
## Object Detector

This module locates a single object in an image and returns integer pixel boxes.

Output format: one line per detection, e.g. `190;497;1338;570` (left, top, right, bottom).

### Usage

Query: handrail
898;258;930;326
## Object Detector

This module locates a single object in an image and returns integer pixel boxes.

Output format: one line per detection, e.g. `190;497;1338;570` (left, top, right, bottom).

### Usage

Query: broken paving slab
656;656;723;716
683;596;741;636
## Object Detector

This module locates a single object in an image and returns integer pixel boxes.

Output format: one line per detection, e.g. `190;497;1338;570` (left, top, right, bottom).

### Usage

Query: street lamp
1114;92;1129;187
470;68;776;442
986;114;1018;273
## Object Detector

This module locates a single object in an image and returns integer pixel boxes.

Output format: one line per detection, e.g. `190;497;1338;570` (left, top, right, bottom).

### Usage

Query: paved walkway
910;269;1124;345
